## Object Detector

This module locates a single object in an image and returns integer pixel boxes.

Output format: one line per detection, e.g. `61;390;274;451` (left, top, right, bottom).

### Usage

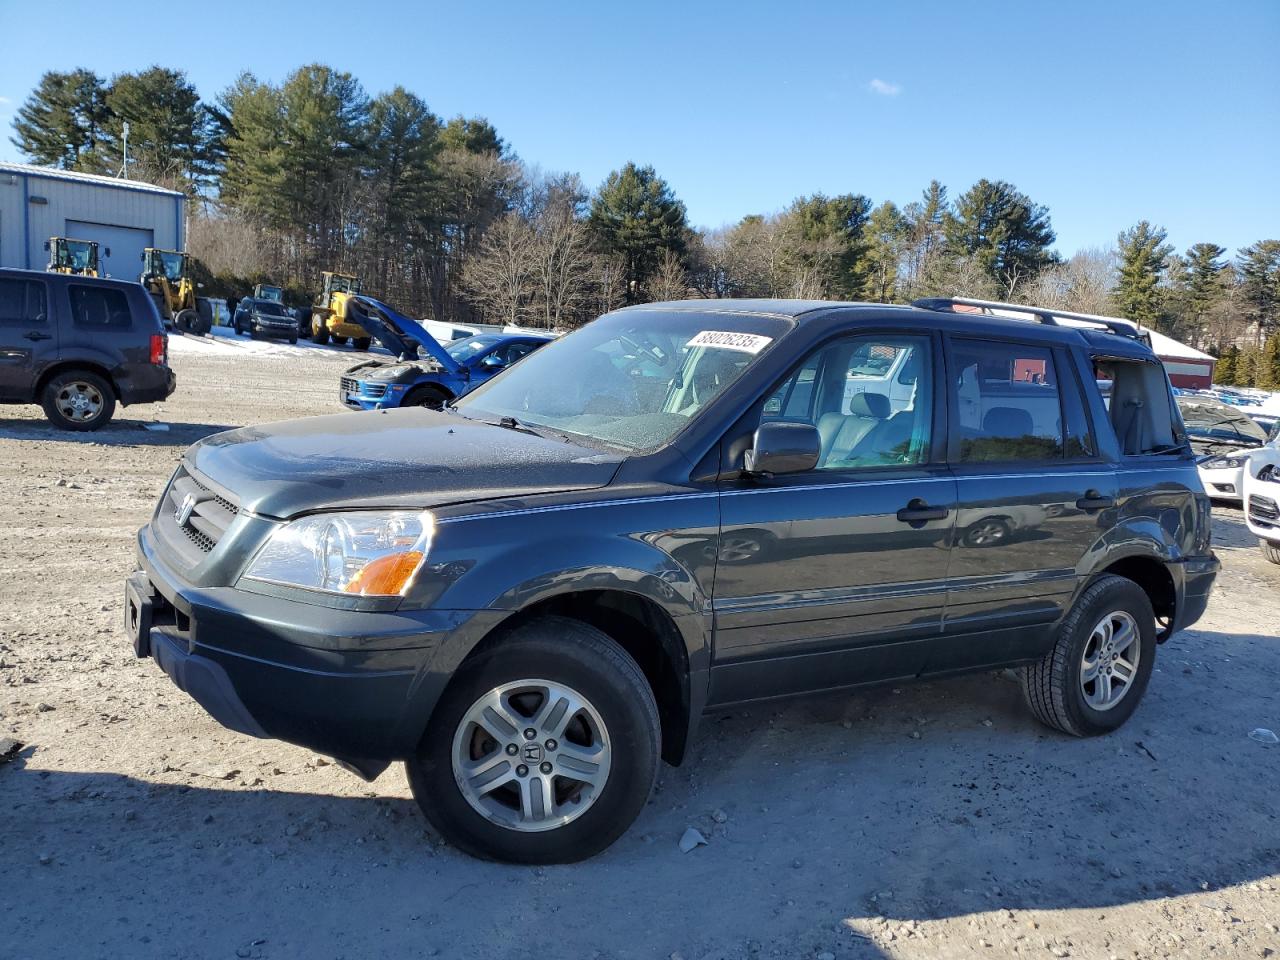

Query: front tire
311;319;330;345
407;616;660;863
175;308;202;335
41;370;116;431
1020;575;1155;737
1262;540;1280;565
402;386;450;410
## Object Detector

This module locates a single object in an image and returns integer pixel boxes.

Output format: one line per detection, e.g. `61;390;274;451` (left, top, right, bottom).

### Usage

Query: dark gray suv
1;267;175;430
124;297;1218;862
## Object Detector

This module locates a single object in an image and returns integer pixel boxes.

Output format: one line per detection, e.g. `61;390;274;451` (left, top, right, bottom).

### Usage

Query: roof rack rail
912;297;1151;345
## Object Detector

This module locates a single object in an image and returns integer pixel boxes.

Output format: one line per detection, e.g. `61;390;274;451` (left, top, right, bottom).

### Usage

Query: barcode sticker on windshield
688;331;773;354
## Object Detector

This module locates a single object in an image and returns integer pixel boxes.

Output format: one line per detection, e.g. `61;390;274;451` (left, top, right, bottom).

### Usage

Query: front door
931;335;1116;672
709;331;956;705
0;275;55;400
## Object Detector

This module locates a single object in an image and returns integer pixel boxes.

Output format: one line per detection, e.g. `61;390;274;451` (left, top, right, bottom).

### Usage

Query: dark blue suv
338;296;553;410
127;296;1217;864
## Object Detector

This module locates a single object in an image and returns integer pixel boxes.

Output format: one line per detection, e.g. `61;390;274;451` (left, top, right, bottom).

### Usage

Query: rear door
932;335;1115;672
0;275;55;399
709;330;957;705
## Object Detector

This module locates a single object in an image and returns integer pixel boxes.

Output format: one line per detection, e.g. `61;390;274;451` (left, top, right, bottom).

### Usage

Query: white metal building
0;161;184;280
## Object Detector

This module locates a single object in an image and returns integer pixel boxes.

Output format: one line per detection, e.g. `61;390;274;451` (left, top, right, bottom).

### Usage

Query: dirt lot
2;334;1278;960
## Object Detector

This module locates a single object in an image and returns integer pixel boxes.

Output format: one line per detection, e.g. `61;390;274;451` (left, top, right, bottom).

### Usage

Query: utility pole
117;122;130;178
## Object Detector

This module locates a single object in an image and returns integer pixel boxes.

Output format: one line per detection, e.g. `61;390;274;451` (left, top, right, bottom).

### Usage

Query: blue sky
0;0;1276;256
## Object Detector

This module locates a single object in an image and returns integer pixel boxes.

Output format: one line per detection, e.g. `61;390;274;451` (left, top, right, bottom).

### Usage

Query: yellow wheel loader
45;237;105;277
306;272;372;350
141;248;210;336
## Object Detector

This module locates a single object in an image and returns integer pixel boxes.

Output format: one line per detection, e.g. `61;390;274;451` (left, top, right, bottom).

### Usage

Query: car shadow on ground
0;418;235;447
4;626;1277;959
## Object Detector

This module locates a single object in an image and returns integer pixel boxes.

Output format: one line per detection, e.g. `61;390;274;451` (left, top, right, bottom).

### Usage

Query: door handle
23;331;52;341
896;498;949;524
1076;490;1115;512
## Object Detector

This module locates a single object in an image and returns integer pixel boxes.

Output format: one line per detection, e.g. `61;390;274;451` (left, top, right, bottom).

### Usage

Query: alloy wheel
1080;610;1141;711
451;679;611;832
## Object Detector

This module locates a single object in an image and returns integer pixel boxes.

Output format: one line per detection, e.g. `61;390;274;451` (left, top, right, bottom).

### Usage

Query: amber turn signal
343;550;425;596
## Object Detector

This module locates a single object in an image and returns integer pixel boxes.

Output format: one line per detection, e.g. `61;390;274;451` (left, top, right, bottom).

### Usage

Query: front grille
1249;494;1279;526
340;377;385;399
163;466;239;554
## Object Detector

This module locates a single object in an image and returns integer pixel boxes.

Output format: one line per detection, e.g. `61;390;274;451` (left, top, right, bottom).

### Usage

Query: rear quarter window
68;284;133;330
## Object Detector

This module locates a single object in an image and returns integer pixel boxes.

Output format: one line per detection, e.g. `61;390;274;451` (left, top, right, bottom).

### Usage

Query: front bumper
251;319;298;340
124;524;494;762
340;381;409;410
1196;464;1245;501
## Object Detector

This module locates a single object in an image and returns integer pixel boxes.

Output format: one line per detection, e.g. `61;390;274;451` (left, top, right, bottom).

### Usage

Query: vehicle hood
345;295;461;374
1188;433;1262;456
186;408;623;519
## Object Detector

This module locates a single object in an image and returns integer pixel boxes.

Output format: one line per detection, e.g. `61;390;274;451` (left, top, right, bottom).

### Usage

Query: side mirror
43;240;50;251
104;247;112;257
744;421;820;477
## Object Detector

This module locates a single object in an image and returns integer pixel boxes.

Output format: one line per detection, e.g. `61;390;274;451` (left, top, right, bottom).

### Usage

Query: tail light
150;333;167;366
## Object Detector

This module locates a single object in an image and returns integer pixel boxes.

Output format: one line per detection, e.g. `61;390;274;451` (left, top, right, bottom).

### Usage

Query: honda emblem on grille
175;493;198;526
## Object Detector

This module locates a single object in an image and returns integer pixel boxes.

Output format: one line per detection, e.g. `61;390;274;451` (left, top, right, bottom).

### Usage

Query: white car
1244;447;1280;564
1176;394;1269;502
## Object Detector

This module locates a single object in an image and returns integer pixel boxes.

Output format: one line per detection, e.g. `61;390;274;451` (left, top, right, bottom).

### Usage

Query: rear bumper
125;525;496;761
118;367;177;405
1170;554;1219;635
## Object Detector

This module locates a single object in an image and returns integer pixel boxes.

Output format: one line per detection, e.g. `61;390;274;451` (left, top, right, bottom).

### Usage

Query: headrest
849;392;890;419
982;406;1034;438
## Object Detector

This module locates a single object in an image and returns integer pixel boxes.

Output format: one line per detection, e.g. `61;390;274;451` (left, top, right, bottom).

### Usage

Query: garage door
65;220;154;282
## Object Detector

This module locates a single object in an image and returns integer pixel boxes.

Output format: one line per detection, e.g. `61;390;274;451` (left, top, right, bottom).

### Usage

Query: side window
763;334;934;470
0;279;48;327
68;285;132;330
1058;354;1096;458
1095;358;1181;455
950;340;1064;462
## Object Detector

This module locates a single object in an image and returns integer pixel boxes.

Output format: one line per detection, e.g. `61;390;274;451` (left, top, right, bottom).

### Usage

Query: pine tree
946;179;1056;293
10;69;110;170
587;163;689;301
1238;240;1280;344
101;67;216;190
1214;344;1240;386
863;201;909;302
1114;222;1173;330
1259;336;1280;392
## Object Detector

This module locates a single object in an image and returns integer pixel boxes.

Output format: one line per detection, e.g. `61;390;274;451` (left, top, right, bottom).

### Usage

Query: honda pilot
1;267;174;430
124;297;1217;863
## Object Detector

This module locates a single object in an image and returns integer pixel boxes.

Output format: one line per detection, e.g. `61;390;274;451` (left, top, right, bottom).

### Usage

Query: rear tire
40;370;116;431
407;616;660;864
333;335;349;346
353;337;371;351
1020;575;1155;737
1262;540;1280;565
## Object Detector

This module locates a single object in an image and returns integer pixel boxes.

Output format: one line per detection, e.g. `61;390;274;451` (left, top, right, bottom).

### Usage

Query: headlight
1202;456;1248;469
243;511;434;597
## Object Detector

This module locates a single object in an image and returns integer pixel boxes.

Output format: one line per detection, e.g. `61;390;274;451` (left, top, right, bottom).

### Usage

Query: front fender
388;496;720;756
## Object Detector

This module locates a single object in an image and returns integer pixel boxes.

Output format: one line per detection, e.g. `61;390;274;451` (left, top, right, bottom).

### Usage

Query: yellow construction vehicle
307;271;371;349
140;248;209;335
45;237;105;276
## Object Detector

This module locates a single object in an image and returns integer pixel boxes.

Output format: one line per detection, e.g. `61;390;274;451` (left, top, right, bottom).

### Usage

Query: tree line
11;65;1280;381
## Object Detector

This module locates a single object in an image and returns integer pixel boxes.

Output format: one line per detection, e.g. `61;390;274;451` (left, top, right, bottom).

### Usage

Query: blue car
339;296;554;410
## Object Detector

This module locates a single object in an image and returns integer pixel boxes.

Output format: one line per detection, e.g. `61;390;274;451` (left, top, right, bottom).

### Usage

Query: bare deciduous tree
459;213;536;325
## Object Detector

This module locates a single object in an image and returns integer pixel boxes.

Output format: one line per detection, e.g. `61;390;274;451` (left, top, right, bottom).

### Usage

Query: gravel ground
2;335;1278;960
